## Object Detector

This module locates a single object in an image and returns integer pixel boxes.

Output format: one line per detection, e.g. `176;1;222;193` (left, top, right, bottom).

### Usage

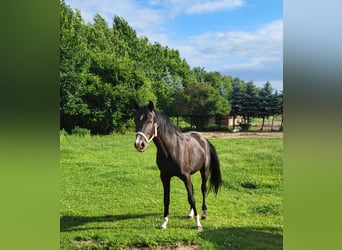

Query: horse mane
154;111;182;137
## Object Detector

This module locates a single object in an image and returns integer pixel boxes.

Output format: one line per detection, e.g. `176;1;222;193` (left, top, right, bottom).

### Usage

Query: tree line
60;0;282;134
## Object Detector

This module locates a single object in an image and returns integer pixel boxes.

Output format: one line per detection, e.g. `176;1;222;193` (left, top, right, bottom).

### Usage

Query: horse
133;100;222;230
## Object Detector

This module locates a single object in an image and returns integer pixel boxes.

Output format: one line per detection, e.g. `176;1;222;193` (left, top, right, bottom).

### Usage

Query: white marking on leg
195;214;202;229
188;208;194;218
160;216;168;229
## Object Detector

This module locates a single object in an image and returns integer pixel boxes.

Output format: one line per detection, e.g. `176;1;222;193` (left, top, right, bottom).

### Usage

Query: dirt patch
75;239;101;247
125;243;200;250
201;131;283;139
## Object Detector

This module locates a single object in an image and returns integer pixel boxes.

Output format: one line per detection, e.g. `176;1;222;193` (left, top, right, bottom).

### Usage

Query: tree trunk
279;116;283;131
271;115;275;131
261;116;265;131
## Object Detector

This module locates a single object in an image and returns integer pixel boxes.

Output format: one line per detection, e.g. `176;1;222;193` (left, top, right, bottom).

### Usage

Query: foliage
228;79;283;130
60;1;282;134
239;123;252;131
60;135;283;249
183;83;230;129
71;126;91;136
181;124;230;132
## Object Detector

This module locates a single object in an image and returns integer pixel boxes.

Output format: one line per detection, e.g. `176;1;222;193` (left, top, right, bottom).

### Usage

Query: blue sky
65;0;283;92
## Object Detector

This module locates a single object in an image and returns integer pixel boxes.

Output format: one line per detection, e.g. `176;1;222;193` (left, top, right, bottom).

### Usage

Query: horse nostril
141;142;145;148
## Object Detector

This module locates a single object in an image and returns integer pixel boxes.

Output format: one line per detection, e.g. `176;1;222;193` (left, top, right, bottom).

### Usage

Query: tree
204;71;223;90
192;67;206;83
60;0;90;132
273;91;283;131
220;75;233;100
258;81;274;130
228;78;245;129
184;83;229;129
279;91;283;131
241;81;259;124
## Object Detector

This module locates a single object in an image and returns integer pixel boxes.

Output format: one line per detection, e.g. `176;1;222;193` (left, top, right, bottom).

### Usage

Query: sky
65;0;283;92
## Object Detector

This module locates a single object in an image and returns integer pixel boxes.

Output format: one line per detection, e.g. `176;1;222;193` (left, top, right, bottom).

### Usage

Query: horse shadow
60;213;159;232
199;226;283;249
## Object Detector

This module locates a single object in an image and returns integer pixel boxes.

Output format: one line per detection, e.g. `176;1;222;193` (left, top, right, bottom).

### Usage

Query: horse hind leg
201;168;209;220
182;175;202;230
187;183;194;218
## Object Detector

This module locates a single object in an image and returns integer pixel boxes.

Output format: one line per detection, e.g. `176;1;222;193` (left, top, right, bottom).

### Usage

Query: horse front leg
160;173;170;229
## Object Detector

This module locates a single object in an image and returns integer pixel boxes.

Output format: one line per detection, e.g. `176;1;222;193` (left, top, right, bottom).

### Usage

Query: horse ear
148;100;154;111
133;100;140;111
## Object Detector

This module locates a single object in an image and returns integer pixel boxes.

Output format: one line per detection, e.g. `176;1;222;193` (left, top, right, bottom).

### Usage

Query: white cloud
171;20;283;84
66;0;245;38
185;0;245;14
67;0;166;33
150;0;244;17
186;20;283;61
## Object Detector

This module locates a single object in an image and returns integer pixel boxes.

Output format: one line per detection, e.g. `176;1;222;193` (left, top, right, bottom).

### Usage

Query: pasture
60;133;283;249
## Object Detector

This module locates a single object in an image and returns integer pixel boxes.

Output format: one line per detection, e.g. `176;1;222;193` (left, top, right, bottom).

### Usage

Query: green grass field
60;134;283;249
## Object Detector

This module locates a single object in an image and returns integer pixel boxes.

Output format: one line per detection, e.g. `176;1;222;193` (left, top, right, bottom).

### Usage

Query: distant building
209;115;243;127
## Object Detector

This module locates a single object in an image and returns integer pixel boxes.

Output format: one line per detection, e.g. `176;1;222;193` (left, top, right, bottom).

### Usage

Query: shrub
71;126;91;136
181;124;230;132
204;124;230;132
239;123;251;131
60;129;69;136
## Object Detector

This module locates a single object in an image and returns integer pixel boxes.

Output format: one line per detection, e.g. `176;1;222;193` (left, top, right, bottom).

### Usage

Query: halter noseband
136;123;158;143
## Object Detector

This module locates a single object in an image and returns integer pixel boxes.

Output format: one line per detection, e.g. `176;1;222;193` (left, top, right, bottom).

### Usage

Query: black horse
134;101;222;229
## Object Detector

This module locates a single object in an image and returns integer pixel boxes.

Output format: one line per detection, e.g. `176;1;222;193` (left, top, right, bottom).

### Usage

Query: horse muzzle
134;135;147;152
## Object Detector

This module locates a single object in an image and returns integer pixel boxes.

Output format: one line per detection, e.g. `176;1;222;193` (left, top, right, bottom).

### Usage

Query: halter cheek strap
136;123;158;143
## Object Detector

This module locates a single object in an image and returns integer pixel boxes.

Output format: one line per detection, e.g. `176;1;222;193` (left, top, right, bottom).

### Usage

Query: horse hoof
196;225;203;231
201;215;208;220
188;215;194;219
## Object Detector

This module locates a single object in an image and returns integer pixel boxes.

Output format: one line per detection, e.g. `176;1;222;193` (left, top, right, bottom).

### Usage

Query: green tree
220;75;233;99
270;90;283;131
258;81;274;130
241;81;259;125
204;71;222;90
184;83;229;129
278;91;283;131
229;78;245;129
60;0;90;132
192;67;206;83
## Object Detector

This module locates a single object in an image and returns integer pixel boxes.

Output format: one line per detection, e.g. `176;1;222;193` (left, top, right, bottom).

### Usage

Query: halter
136;123;158;143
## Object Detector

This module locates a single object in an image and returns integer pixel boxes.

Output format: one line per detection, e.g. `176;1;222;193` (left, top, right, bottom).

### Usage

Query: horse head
134;100;158;152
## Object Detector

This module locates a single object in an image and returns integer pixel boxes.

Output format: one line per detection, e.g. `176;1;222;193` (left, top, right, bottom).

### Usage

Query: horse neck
153;114;180;158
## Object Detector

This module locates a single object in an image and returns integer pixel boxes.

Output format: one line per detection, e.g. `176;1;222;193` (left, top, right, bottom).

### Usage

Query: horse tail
207;140;222;195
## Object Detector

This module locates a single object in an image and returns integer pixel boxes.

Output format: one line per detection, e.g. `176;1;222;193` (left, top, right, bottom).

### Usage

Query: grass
60;133;283;249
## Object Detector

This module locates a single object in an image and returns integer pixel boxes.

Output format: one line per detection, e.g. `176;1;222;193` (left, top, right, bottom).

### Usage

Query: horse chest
156;153;184;176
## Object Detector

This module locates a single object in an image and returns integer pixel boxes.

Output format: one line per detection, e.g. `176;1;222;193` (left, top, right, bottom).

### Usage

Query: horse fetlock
160;217;168;229
188;208;194;218
195;214;203;230
202;210;208;220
